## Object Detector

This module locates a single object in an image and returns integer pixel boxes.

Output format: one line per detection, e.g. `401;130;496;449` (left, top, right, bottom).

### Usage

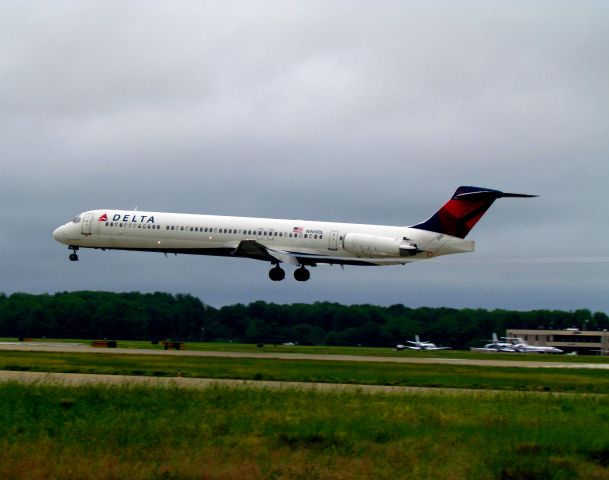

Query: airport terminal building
506;328;609;355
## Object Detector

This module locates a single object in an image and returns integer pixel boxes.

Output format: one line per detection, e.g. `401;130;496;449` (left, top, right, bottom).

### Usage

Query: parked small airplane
396;335;450;351
505;337;563;354
53;186;535;281
470;333;517;353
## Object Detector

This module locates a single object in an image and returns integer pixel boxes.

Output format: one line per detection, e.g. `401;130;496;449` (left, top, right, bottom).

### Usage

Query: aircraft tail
411;186;536;239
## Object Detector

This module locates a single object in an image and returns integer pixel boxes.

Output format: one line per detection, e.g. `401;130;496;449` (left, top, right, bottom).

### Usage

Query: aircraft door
329;231;338;250
81;213;93;235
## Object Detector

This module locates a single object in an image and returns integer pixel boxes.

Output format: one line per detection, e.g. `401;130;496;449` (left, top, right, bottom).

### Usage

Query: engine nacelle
343;233;419;258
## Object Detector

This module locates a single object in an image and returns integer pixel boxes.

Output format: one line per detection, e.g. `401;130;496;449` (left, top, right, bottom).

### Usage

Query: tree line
0;291;607;348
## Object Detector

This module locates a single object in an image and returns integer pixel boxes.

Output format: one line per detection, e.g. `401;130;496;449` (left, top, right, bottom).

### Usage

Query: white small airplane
471;333;517;353
505;337;563;354
396;335;450;351
53;186;535;281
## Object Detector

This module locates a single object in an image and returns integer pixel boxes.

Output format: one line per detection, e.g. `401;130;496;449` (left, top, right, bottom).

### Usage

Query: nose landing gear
68;246;79;262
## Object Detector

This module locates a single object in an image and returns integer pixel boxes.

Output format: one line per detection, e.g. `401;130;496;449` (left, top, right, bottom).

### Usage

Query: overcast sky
1;1;608;313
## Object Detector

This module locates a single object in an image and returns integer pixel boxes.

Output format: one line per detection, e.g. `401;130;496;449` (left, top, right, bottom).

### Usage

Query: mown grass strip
1;350;609;394
0;383;607;480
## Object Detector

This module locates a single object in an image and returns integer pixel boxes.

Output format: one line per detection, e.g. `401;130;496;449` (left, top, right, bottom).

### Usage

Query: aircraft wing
266;247;301;265
233;240;396;267
232;240;276;262
232;240;301;265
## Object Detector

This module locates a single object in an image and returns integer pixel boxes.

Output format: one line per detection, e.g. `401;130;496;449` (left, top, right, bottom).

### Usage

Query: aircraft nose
53;225;66;243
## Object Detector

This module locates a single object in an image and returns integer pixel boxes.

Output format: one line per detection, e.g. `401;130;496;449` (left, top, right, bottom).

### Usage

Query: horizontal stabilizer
454;189;537;200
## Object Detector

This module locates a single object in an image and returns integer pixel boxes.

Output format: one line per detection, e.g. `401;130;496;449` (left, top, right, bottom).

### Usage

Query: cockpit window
73;216;81;224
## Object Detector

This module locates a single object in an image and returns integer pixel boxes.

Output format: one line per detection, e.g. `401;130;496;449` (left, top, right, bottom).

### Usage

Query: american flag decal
293;226;303;234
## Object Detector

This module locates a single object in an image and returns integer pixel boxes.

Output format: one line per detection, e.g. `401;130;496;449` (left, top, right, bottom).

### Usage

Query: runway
1;342;608;369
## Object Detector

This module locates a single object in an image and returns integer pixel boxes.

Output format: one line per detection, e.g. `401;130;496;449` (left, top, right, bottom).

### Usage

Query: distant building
506;328;609;355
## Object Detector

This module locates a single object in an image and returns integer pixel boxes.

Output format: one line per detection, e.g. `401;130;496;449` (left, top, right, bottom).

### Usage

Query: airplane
52;186;535;281
395;335;450;351
504;337;563;354
470;333;517;353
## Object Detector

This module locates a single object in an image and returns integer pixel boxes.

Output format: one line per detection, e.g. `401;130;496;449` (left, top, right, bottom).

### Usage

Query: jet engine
343;233;420;258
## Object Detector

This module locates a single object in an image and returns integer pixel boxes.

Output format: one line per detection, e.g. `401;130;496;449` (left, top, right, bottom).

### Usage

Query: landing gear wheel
268;265;285;281
294;266;310;282
68;246;79;262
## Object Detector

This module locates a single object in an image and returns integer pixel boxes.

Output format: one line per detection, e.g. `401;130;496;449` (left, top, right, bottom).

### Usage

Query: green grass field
0;383;607;480
1;350;609;394
1;343;608;478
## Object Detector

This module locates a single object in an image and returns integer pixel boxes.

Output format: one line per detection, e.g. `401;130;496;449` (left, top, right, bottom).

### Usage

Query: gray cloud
1;1;608;312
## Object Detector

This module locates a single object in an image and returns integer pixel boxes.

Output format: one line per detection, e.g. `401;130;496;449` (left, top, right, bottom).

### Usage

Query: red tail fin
412;186;536;238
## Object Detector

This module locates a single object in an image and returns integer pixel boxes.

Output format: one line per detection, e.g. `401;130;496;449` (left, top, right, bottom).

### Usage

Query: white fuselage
53;185;532;280
52;209;475;267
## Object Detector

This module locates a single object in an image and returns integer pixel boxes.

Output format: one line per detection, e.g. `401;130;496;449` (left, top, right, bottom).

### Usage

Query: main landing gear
268;265;286;281
68;246;79;262
267;264;311;282
294;266;310;282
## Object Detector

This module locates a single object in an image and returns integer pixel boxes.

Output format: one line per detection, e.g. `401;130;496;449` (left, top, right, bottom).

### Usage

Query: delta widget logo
98;212;155;223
